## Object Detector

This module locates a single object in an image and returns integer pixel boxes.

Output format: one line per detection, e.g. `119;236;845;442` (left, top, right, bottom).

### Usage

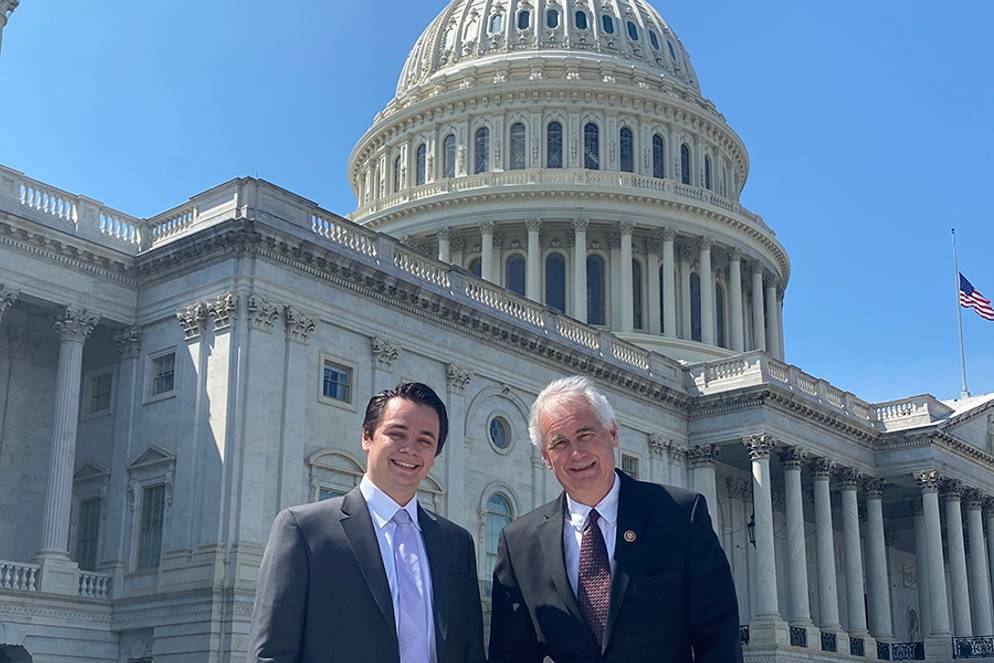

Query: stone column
728;249;744;352
608;233;621;328
751;262;766;352
37;305;100;594
726;477;753;626
942;479;973;636
647;435;669;485
444;364;472;527
480;221;495;283
776;288;786;359
279;305;316;509
911;500;933;637
679;246;692;340
964;490;993;636
525;219;541;302
863;479;894;640
986;499;994;636
811;458;842;630
646;238;661;335
661;229;677;337
781;447;813;627
437;227;451;263
698;237;715;345
620;222;635;332
744;434;787;645
765;278;780;358
838;468;869;637
572;219;588;322
915;471;951;637
688;445;719;537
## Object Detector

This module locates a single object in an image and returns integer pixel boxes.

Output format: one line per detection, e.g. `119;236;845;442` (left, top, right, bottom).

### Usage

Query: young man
489;376;742;663
248;382;486;663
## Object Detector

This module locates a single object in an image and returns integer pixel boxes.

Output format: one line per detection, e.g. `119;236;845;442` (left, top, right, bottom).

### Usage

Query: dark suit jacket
248;487;487;663
489;470;742;663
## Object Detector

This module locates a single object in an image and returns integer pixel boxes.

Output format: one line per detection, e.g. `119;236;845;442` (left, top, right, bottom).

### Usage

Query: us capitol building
2;1;993;661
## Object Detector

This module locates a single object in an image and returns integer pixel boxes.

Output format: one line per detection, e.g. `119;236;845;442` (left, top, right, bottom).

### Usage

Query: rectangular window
621;453;640;480
75;497;101;571
90;373;113;413
138;485;165;570
150;353;175;396
322;361;353;403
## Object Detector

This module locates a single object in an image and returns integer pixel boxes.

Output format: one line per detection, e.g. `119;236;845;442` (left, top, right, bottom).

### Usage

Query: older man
489;376;741;663
248;382;486;663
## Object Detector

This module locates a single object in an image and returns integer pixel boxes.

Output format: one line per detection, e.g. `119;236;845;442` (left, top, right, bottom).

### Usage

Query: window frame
546;120;564;169
318;353;357;411
415;143;427;186
543;250;568;313
443;133;457;178
503;252;527;296
144;348;177;405
124;446;175;577
652;133;665;179
473;126;490;174
619;126;635;173
136;483;166;571
508;122;527;171
583;122;600;170
621;452;640;480
82;366;115;419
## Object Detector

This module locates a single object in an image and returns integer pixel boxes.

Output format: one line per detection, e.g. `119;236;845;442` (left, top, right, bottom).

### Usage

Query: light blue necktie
393;508;430;663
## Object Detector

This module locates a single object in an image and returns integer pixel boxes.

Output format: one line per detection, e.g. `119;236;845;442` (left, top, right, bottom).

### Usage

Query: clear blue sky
3;1;992;403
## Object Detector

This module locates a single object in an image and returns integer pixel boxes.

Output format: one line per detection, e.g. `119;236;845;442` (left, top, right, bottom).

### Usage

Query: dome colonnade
348;0;789;363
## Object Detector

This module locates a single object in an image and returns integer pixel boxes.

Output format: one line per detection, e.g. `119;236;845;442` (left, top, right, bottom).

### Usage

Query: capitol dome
348;0;789;364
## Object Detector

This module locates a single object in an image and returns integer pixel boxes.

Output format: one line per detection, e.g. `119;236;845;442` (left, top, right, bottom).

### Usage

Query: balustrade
78;571;111;599
954;636;994;659
889;642;925;660
0;560;39;592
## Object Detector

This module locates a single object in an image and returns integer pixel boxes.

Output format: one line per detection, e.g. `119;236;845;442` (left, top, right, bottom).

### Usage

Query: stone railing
350;168;772;235
78;571;112;599
394;246;451;289
464;276;546;329
953;636;994;659
556;317;600;351
311;211;378;258
612;338;650;371
0;560;39;592
874;395;955;431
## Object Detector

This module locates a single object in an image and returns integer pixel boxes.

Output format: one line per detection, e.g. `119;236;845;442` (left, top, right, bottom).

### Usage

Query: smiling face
361;396;439;506
538;395;619;506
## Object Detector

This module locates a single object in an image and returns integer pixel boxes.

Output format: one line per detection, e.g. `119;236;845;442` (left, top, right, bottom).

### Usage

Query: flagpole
952;227;970;398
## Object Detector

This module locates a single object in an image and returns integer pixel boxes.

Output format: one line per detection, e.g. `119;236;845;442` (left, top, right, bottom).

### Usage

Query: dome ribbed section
397;0;700;97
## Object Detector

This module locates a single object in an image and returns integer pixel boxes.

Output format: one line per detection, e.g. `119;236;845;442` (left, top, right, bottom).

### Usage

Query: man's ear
540;447;552;470
361;429;372;453
609;421;619;448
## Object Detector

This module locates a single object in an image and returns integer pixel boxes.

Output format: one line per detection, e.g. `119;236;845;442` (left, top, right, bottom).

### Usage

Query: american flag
960;273;994;321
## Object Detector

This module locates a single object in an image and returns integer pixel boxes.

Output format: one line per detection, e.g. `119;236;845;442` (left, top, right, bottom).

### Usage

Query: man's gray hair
528;375;616;448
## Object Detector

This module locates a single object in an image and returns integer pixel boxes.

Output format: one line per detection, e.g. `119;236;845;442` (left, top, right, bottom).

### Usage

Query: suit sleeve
488;528;544;663
686;494;743;663
247;508;309;663
461;528;488;663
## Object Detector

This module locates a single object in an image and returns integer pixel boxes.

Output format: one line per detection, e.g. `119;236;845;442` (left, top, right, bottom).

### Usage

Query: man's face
362;397;439;506
538;396;618;506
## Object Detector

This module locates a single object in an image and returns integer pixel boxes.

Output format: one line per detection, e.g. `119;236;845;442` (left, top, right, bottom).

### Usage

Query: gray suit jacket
247;487;487;663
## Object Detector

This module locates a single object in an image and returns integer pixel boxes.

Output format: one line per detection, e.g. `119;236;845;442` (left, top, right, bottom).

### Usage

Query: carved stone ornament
940;478;963;500
176;302;209;340
0;284;19;322
284;305;316;344
863;478;885;500
647;434;668;457
809;457;834;481
52;305;100;342
914;469;941;494
743;433;774;460
247;294;280;331
446;363;472;393
115;326;143;359
688;444;719;468
208;292;237;331
837;467;862;491
572;218;589;233
780;446;806;471
525;218;542;234
371;336;399;370
963;488;985;511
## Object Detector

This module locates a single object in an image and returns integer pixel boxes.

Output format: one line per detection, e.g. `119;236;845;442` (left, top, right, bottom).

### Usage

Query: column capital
810;457;835;480
176;302;209;340
983;495;994;514
284;305;316;344
0;283;19;321
863;478;885;500
572;218;589;233
725;477;751;500
647;434;669;457
688;443;719;467
437;226;451;241
618;221;635;236
779;446;807;470
52;305;99;343
114;326;143;359
371;336;400;370
728;247;742;262
247;294;280;331
607;232;621;249
941;478;964;501
963;488;985;510
743;433;775;460
525;218;542;233
661;228;677;242
837;467;862;491
914;469;941;494
667;444;687;465
697;236;714;252
446;363;473;394
644;237;661;253
479;220;496;234
207;292;237;331
749;259;765;275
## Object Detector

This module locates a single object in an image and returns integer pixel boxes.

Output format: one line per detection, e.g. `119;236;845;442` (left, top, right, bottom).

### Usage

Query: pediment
73;461;110;482
127;445;176;471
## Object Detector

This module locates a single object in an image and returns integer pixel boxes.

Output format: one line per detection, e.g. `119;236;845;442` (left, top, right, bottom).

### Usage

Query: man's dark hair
362;382;449;456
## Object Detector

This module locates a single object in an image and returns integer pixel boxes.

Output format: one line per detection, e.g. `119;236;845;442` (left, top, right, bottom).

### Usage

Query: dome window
583;123;600;170
509;123;527;171
704;154;713;190
652;134;665;178
680;143;691;185
416;143;427;186
632;259;643;330
517;10;530;30
626;21;639;41
547;9;560;29
545;253;566;312
546;121;563;168
690;272;702;341
649;30;660;50
586;255;606;325
602;15;615;34
489;13;504;34
619;127;634;173
667;40;677;59
474;127;490;174
443;134;456;178
506;256;526;296
575;11;588;30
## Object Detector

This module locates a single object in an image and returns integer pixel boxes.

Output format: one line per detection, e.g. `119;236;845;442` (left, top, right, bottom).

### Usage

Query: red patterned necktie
577;509;611;648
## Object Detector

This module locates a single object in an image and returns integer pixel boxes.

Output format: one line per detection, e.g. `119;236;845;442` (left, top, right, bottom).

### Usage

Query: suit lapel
603;472;651;654
419;505;452;662
340;487;397;636
537;494;586;627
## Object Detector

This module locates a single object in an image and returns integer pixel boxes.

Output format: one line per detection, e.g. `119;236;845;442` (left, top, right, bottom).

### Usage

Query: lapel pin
624;530;637;543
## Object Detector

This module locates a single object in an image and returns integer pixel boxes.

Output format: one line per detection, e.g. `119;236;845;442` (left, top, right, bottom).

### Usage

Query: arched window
509;122;527;171
649;30;660;50
584;123;600;170
652;134;665;178
468;257;482;278
474;127;490;174
619;127;634;173
443;133;456;178
704;154;713;191
484;493;513;593
602;15;615;34
575;11;588;30
489;13;504;34
690;272;702;341
658;265;667;333
667;41;677;59
680;143;691;185
587;255;606;325
715;283;726;347
547;121;563;168
632;259;643;330
547;9;559;29
545;253;566;312
627;21;639;41
517;10;530;30
506;255;526;296
393;155;402;193
416;143;427;186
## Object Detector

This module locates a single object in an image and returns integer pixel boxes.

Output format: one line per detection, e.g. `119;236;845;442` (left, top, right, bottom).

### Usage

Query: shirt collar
360;474;421;532
565;472;621;532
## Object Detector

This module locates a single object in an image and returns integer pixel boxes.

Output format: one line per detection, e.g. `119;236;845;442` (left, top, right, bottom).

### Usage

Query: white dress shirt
360;474;437;662
563;472;621;594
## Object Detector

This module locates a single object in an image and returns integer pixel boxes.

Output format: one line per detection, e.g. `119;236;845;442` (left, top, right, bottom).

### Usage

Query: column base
925;634;953;660
748;615;790;648
35;553;79;595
